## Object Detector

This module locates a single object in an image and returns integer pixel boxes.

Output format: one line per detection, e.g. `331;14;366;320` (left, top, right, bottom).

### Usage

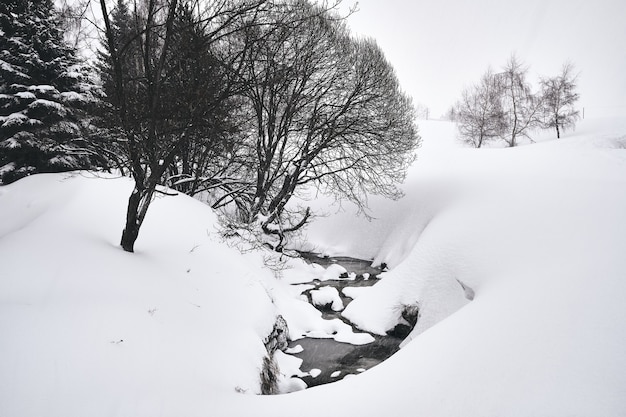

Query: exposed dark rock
260;315;290;395
260;356;280;395
401;304;419;328
387;323;413;339
263;315;289;355
387;304;419;339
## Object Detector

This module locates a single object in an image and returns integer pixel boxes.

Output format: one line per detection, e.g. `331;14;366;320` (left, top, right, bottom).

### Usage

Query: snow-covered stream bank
2;117;626;416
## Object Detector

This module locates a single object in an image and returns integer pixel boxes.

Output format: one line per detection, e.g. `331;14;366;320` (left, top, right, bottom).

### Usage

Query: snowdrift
0;173;281;416
2;116;626;416
293;117;626;416
0;172;374;416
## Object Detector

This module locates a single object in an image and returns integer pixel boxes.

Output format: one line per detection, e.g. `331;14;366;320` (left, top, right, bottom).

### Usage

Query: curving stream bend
286;253;411;388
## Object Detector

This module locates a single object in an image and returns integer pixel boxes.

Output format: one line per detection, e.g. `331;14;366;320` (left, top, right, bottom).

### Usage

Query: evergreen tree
0;0;106;184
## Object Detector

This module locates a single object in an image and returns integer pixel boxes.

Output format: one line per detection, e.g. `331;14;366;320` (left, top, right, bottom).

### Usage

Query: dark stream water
287;253;406;388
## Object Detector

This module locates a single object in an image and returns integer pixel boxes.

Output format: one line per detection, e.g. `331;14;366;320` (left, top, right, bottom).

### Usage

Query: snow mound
273;351;307;393
0;173;279;415
310;286;344;311
321;263;348;280
341;286;371;299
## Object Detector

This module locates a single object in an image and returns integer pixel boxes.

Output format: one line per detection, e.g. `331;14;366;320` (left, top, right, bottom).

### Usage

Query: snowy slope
289;116;626;416
0;173;281;416
2;115;626;417
0;172;374;416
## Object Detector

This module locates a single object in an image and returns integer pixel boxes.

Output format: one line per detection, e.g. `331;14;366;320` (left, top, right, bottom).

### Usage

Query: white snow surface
0;172;281;414
280;258;347;283
310;286;344;311
273;350;307;393
341;285;371;300
2;115;626;416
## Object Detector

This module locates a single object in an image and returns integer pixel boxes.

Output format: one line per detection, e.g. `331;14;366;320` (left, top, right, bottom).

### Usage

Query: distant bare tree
497;55;542;147
415;103;430;120
456;69;505;148
539;62;580;138
443;105;457;122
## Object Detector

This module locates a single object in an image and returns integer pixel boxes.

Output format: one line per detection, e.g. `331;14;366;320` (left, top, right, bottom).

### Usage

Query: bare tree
456;68;505;148
235;1;419;248
443;105;457;122
57;0;97;52
540;62;580;138
415;103;430;120
98;0;268;252
497;55;542;147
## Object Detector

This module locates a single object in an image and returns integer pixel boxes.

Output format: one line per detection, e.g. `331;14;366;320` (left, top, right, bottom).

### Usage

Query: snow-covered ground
2;116;626;416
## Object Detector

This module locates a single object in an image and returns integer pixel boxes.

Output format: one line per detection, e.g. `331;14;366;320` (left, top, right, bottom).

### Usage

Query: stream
287;253;407;388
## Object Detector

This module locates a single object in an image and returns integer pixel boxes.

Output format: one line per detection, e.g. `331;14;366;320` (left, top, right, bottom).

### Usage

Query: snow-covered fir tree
0;0;107;184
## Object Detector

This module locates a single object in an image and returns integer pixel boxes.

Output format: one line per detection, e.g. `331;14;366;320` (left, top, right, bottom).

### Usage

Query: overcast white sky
339;0;626;118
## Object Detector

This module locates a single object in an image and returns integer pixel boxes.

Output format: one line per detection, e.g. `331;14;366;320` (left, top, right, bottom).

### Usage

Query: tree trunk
120;167;167;252
120;187;143;252
555;115;561;138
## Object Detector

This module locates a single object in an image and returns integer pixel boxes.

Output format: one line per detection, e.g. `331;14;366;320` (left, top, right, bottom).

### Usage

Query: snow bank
273;350;307;393
283;116;626;416
280;258;348;283
0;173;280;416
341;286;371;299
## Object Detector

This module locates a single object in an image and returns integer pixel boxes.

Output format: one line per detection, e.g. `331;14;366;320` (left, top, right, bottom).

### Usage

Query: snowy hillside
2;116;626;416
0;172;282;415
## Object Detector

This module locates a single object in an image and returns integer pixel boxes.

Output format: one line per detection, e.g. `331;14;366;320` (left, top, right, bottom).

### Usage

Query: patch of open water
287;253;407;388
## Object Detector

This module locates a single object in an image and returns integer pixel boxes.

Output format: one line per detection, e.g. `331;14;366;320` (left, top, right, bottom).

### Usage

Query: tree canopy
94;0;419;252
232;1;419;247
